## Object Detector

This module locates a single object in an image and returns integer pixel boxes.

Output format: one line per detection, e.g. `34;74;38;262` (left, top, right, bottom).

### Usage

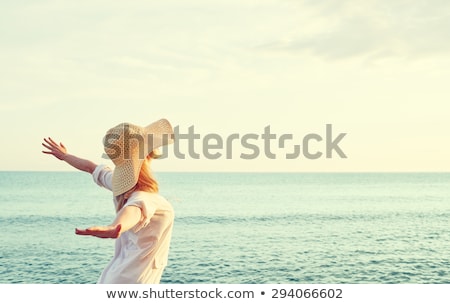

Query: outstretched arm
42;137;97;174
75;205;142;239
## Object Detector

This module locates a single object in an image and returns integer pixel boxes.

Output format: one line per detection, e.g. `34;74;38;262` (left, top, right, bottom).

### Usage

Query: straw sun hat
103;118;174;196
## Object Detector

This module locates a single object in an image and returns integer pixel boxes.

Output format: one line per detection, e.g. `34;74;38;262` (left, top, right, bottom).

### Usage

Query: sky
1;0;449;172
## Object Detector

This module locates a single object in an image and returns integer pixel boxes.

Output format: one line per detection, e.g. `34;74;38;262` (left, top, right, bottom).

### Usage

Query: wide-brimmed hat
103;118;174;196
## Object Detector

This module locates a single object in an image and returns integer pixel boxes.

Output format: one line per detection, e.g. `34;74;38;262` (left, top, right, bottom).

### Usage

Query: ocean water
0;171;449;284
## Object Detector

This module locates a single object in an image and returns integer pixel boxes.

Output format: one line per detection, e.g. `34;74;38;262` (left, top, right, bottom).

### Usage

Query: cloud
258;0;450;61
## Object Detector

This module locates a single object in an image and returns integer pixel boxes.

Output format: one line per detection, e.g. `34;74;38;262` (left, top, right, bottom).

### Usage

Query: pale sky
1;0;449;172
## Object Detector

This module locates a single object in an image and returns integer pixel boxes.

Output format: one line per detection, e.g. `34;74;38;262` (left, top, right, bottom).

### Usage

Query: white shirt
92;164;174;284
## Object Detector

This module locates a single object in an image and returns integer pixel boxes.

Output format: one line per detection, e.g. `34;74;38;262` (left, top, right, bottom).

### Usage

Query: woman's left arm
75;206;142;238
42;137;97;174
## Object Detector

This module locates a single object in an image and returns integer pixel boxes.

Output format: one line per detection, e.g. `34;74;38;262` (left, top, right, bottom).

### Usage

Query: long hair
115;153;159;212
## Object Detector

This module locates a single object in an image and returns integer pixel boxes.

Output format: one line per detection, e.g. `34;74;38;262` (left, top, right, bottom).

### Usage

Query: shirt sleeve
92;164;113;191
125;192;157;232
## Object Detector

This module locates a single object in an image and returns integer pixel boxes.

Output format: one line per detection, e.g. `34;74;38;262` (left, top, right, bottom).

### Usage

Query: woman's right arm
42;137;97;174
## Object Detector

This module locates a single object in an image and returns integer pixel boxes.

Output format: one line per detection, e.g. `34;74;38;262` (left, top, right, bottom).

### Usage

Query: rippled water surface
1;172;449;283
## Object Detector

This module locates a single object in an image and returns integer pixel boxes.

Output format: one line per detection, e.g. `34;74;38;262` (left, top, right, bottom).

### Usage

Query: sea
0;171;449;284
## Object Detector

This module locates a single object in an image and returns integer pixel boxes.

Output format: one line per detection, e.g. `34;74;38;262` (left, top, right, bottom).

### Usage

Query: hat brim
143;118;174;150
112;158;144;196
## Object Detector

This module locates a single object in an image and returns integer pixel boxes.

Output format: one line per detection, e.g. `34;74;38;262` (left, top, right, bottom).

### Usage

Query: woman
42;118;175;284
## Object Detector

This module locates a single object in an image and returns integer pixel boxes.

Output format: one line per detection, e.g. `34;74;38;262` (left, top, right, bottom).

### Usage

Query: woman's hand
42;137;67;160
41;137;97;173
75;224;122;239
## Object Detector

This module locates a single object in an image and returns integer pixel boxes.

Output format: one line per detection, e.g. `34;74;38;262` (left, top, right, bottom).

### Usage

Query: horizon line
1;170;450;174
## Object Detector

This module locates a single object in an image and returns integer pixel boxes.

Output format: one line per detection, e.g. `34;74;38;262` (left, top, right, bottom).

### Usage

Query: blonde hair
115;152;159;212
